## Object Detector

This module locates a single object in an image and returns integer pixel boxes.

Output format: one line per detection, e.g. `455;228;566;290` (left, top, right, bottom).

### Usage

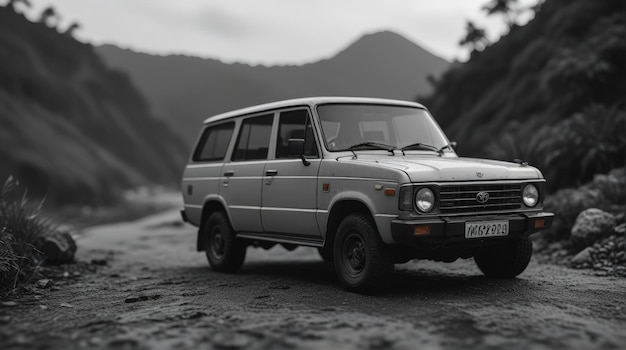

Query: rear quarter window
193;122;235;162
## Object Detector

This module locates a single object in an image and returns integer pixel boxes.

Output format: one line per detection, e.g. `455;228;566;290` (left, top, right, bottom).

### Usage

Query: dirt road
1;209;625;350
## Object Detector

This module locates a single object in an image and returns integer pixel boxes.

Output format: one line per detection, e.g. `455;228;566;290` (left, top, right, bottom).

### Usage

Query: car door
261;108;322;238
220;113;273;233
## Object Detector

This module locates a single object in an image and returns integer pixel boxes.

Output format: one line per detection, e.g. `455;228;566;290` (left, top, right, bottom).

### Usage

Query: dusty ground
1;209;625;350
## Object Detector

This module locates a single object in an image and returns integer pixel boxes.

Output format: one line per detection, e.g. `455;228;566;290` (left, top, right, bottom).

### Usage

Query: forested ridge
423;0;625;192
0;6;187;205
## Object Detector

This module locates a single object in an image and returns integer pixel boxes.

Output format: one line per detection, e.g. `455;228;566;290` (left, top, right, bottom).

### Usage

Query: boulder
571;208;616;250
571;247;592;267
35;230;76;264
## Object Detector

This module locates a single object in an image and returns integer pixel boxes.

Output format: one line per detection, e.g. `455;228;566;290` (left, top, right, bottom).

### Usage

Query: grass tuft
0;176;56;293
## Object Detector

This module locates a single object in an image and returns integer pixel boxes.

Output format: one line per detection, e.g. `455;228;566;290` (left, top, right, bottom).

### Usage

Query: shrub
484;104;626;192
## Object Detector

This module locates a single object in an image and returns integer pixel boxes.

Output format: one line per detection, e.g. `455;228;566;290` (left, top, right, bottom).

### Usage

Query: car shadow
183;259;537;298
240;259;338;287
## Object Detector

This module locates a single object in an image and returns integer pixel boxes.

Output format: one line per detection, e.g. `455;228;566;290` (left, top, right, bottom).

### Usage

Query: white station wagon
181;97;554;293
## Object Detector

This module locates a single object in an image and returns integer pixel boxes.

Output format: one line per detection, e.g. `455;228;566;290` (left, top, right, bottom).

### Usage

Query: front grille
439;183;522;214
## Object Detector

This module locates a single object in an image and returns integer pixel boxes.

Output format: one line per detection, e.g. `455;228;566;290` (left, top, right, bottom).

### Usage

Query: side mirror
450;141;458;152
287;138;305;156
287;138;310;166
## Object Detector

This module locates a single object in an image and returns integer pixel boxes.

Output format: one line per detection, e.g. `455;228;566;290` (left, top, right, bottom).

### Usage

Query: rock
1;301;18;307
212;332;251;349
91;259;108;266
571;247;592;266
108;338;140;348
571;209;616;250
36;279;54;289
124;295;161;303
35;230;77;264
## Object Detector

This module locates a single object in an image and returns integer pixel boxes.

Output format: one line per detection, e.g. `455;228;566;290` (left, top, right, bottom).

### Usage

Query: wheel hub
344;234;365;272
211;229;225;258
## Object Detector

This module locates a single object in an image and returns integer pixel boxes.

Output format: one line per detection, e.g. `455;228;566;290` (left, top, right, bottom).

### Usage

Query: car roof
203;96;426;124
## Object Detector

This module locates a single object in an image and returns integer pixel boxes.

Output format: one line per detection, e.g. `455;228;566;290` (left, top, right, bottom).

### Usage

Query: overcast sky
5;0;537;65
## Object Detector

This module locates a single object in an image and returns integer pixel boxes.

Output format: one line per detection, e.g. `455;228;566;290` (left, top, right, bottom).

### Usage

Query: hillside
422;0;625;192
96;31;449;145
0;6;187;205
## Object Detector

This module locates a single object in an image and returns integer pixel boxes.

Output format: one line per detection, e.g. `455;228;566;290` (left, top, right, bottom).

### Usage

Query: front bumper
391;212;554;244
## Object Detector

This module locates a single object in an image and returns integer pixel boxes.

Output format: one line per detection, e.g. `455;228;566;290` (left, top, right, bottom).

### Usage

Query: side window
193;122;235;162
276;109;318;158
232;114;273;161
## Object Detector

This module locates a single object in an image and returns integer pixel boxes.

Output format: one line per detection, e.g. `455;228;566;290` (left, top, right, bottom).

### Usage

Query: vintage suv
181;97;554;293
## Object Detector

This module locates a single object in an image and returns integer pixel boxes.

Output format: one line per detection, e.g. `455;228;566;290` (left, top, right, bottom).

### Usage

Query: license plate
465;220;509;239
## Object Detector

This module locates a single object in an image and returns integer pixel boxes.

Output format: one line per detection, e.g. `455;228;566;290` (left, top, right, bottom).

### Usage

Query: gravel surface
1;209;625;350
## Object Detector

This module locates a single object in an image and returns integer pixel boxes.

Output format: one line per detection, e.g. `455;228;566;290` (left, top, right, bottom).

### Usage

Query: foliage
484;104;626;191
423;0;626;193
38;6;57;26
459;21;489;52
0;176;56;292
482;0;521;27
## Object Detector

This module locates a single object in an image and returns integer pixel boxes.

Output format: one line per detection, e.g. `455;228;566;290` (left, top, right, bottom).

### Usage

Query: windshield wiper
347;142;396;155
401;142;440;153
437;143;456;154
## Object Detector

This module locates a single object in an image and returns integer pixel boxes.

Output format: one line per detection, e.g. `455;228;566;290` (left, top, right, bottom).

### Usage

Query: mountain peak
333;30;447;63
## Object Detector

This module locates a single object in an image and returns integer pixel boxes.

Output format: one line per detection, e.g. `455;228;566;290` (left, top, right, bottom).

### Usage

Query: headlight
415;188;435;212
522;184;539;207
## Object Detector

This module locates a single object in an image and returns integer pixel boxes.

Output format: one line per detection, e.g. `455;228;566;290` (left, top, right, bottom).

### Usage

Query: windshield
316;103;450;152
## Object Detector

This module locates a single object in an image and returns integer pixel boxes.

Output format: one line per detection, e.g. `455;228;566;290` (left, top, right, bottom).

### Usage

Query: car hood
345;155;542;182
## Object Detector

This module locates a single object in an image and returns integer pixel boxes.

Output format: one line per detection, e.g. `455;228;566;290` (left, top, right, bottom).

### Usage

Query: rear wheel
474;236;533;278
204;212;246;272
334;214;393;294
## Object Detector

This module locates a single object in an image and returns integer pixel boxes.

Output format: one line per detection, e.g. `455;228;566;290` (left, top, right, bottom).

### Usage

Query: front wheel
474;236;533;278
334;214;393;294
317;247;334;263
204;212;246;272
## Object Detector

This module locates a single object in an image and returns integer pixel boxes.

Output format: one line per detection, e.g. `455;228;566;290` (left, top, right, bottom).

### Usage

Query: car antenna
513;159;528;167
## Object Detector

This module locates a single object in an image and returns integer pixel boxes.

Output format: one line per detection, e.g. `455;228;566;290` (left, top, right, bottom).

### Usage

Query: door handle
265;170;278;176
223;170;235;177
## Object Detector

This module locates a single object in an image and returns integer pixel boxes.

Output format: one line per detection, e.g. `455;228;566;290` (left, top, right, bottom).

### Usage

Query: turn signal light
534;219;545;229
384;188;396;196
414;225;431;236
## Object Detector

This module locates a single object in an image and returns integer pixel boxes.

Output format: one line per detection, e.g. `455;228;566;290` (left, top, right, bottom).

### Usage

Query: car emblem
476;191;490;204
476;171;484;178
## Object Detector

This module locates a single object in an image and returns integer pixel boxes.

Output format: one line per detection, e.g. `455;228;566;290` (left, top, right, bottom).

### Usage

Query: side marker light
534;219;545;229
414;225;431;236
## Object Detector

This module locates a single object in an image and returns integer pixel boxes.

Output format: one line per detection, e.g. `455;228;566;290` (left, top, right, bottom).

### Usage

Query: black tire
334;214;393;294
474;236;533;278
317;247;334;263
204;212;246;272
